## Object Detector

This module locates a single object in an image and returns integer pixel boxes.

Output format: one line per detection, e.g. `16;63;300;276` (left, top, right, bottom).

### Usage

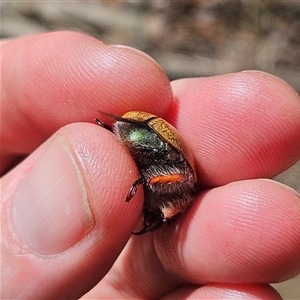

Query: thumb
1;123;142;299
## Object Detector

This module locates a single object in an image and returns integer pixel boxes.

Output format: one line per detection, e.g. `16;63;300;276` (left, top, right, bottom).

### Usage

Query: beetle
95;111;197;235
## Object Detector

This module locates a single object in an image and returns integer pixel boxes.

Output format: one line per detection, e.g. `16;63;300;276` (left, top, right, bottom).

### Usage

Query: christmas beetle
95;111;197;235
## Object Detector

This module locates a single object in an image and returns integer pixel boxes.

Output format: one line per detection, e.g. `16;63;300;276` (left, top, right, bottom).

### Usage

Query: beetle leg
126;177;146;202
132;219;164;235
94;118;112;132
131;224;152;235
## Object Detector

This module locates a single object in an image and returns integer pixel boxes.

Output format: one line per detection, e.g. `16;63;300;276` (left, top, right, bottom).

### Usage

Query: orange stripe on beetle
149;173;186;184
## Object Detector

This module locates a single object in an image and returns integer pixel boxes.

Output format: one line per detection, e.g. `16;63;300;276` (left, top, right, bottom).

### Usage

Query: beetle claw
94;118;112;132
131;225;152;235
126;177;146;202
132;216;164;235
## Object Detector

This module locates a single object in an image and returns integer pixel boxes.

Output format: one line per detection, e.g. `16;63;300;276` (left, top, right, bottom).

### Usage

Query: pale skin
1;31;300;299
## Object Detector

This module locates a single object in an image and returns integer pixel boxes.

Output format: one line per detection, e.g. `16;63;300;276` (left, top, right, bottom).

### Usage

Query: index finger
1;31;172;158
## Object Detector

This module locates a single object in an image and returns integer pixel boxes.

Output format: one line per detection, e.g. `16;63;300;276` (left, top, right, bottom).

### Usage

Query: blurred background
1;1;299;298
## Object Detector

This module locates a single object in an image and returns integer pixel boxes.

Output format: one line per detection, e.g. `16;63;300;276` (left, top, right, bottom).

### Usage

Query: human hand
1;31;300;299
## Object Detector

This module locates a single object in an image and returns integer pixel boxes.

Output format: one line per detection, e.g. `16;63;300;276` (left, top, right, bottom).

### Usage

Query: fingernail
12;137;94;255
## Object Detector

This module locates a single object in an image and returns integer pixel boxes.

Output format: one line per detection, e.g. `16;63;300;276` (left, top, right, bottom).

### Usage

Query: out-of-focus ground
1;1;299;299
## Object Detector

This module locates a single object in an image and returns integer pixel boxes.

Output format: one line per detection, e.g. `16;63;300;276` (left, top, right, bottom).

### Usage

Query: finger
1;122;143;299
161;180;300;285
1;31;172;170
162;284;282;300
169;72;300;186
94;179;300;299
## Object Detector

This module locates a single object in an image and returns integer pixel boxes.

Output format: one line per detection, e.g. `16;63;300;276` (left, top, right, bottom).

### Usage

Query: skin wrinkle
210;82;277;168
142;239;175;298
221;182;300;282
156;180;300;286
227;73;261;102
154;222;202;287
182;84;267;182
108;233;178;300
